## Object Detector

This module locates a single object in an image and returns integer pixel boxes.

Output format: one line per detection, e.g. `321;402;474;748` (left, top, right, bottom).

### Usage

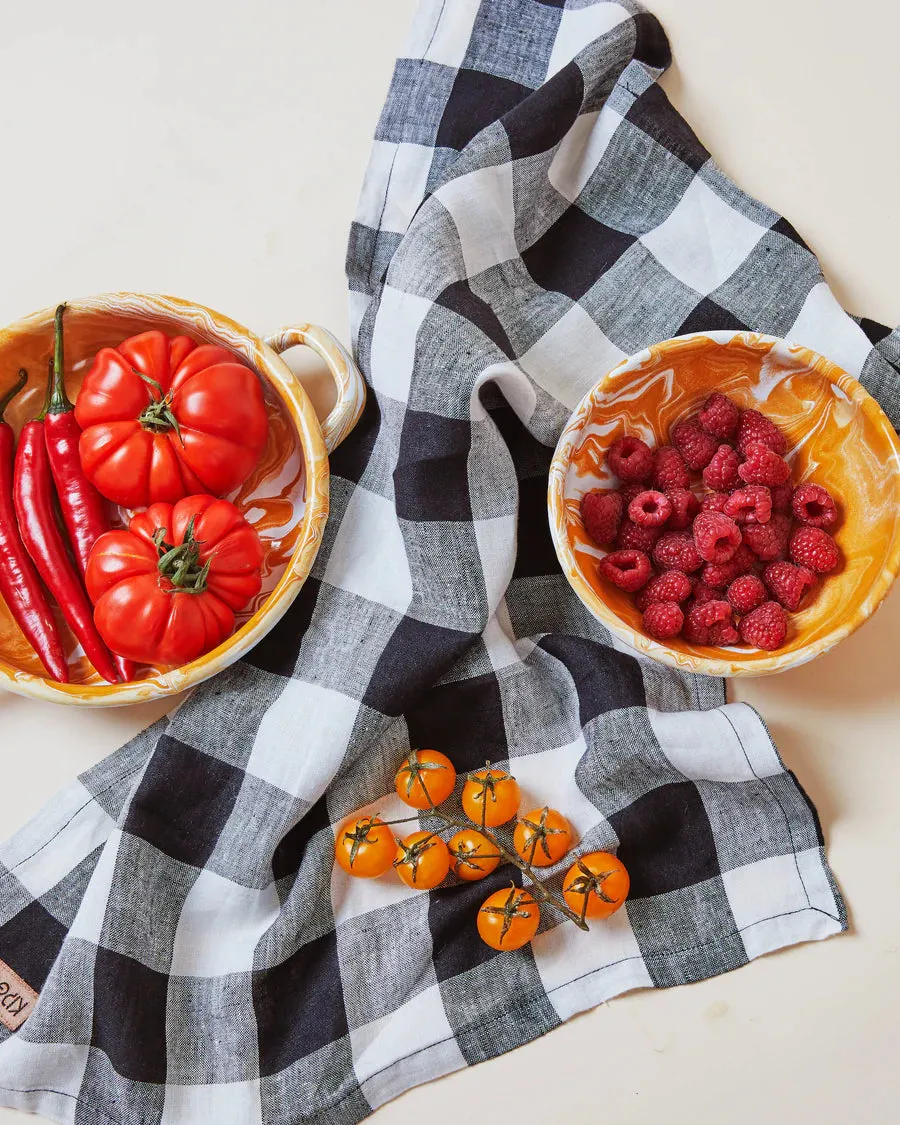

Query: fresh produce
336;754;630;950
13;383;118;684
335;817;396;878
393;831;451;889
477;887;540;951
513;807;571;867
86;494;264;666
562;853;630;922
461;766;521;827
0;370;68;681
580;394;843;652
447;829;501;881
394;749;456;809
75;330;269;507
43;306;133;683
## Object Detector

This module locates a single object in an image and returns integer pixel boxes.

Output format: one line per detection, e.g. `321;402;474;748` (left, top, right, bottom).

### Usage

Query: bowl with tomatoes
0;292;365;705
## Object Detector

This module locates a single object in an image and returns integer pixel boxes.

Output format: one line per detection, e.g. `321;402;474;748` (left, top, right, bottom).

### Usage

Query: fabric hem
0;902;844;1125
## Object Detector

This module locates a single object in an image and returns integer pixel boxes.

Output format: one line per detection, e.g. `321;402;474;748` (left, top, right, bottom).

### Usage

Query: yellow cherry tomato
562;852;629;921
448;829;501;881
394;749;456;810
477;886;540;950
334;817;396;878
461;766;520;827
513;807;571;868
393;831;451;890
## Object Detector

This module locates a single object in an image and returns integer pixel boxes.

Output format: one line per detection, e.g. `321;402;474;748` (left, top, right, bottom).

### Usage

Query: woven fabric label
0;957;38;1031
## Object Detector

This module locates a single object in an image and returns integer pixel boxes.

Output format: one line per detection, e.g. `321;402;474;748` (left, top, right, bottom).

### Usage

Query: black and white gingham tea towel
2;2;899;1122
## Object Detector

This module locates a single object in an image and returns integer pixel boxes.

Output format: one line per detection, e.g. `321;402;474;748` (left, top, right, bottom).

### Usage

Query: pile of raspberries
580;393;841;651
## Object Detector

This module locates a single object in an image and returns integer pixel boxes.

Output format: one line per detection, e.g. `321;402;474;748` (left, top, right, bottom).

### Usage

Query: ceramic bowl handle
264;324;366;454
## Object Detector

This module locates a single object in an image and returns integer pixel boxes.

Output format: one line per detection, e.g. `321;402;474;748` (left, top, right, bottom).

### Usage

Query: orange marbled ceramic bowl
0;293;365;705
549;331;900;677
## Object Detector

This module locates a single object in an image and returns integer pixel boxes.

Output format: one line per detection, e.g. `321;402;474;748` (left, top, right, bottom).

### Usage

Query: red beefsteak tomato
86;494;265;666
75;330;269;507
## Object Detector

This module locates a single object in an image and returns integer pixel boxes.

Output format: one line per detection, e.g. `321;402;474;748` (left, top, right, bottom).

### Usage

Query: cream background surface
0;1;897;1122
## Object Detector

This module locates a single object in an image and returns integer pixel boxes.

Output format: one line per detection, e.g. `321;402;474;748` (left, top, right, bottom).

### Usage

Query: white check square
170;869;280;977
350;984;456;1085
518;302;627;409
325;486;414;614
786;282;873;376
247;679;361;799
161;1080;263;1125
436;164;519;280
641;176;768;295
370;284;434;404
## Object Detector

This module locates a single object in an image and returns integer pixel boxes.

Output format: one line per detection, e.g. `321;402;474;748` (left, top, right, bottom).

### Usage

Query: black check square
123;737;245;870
253;931;348;1076
522;205;637;300
436;68;532;152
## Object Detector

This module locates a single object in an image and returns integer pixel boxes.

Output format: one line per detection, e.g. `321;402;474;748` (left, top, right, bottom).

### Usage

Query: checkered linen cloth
2;1;899;1122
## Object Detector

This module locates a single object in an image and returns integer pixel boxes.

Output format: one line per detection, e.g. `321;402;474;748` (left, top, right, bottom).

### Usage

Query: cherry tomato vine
334;750;630;948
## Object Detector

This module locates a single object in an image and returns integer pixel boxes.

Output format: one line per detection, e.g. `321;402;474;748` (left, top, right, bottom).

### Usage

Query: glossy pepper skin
0;370;69;681
43;305;133;682
74;329;269;508
14;397;118;685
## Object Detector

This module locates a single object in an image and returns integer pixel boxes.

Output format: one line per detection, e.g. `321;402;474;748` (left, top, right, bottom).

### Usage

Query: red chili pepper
0;370;69;682
44;305;134;683
14;370;118;685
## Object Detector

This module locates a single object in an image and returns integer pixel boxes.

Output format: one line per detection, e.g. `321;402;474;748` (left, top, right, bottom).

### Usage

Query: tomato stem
154;517;210;594
135;368;184;443
420;769;589;931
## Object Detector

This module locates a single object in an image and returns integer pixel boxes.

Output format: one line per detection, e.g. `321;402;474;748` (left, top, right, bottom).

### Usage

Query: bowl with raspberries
548;331;900;676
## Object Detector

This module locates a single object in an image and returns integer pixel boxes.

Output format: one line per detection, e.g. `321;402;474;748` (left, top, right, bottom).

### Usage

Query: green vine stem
379;778;589;931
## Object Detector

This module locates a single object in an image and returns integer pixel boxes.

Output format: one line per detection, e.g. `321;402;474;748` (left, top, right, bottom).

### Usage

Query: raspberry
619;483;646;507
652;532;702;574
652;446;690;491
683;600;738;646
724;485;772;525
698;392;740;439
580;490;623;546
789;527;840;574
700;545;757;589
702;444;740;491
700;491;730;514
598;549;652;592
743;512;791;561
791;483;838;529
636;570;692;611
726;574;767;615
642;601;684;640
738;441;790;487
763;561;817;611
690;580;722;603
736;410;788;456
692;512;742;563
615;518;661;553
672;419;718;471
665;488;700;530
770;482;793;512
607;436;653;483
628;489;672;528
739;601;787;651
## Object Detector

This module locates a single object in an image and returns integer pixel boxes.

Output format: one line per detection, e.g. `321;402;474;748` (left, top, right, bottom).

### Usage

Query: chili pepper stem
46;304;74;416
0;369;28;421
